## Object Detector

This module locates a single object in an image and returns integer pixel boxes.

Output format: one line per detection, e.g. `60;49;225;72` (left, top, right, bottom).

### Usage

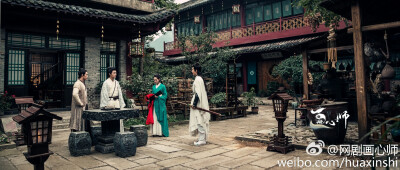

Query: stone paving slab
221;147;261;158
233;164;265;170
103;158;140;169
188;148;229;159
133;157;159;165
156;156;194;167
219;155;259;168
147;144;182;153
65;156;107;169
0;105;374;170
89;166;117;170
182;155;233;170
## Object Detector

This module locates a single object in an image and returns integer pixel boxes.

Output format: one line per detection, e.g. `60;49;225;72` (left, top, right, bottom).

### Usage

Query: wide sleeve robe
189;76;210;137
100;78;126;132
152;83;169;137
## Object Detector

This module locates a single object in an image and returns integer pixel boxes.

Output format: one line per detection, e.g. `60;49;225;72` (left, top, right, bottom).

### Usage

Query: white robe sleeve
117;81;126;108
100;81;109;108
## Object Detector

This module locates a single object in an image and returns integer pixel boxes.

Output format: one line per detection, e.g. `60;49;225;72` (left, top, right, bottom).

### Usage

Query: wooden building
0;0;175;108
315;0;400;143
161;0;346;93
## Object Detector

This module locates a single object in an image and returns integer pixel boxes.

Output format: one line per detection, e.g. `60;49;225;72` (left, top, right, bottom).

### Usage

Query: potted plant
210;92;227;108
242;87;260;114
0;91;16;116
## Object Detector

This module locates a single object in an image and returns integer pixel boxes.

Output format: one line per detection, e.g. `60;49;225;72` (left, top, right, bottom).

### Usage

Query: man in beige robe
69;68;88;132
189;64;210;146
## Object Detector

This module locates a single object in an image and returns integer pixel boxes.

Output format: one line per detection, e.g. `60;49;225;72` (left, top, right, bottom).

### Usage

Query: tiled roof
179;0;215;12
2;0;176;24
159;35;323;63
13;105;62;124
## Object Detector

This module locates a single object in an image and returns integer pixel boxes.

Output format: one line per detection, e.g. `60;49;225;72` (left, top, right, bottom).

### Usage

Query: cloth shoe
194;140;206;146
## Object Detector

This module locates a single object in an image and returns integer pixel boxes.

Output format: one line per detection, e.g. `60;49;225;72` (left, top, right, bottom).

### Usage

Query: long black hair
154;74;162;84
192;63;202;75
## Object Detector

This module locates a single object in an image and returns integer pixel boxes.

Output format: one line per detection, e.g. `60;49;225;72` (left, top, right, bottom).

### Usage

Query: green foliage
241;87;261;107
266;81;282;97
95;82;102;95
155;0;178;10
122;53;182;97
124;114;188;128
177;31;237;89
0;91;15;111
271;55;324;92
210;92;227;107
123;93;133;108
0;133;11;144
292;0;348;31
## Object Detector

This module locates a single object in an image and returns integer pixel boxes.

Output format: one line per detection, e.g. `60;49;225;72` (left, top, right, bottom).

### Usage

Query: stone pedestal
68;132;92;156
114;132;137;158
130;125;148;147
82;109;140;154
90;125;102;146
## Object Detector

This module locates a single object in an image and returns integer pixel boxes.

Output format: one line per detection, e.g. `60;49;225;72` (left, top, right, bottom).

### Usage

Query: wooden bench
210;105;248;120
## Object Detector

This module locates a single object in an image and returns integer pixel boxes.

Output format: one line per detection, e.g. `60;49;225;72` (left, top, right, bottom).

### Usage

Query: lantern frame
232;4;240;14
194;15;201;24
128;39;144;57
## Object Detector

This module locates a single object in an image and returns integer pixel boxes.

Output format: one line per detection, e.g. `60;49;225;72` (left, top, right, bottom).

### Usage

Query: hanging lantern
56;19;60;40
101;24;104;45
232;4;240;14
194;16;201;24
129;30;144;57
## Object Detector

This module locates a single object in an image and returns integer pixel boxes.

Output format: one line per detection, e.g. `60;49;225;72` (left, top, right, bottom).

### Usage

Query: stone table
82;108;140;153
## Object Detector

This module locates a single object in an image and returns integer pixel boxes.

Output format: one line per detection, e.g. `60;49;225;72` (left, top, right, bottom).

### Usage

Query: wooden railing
164;15;307;52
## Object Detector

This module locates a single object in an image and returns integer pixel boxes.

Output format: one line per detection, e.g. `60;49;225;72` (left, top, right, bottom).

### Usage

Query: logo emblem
306;140;325;156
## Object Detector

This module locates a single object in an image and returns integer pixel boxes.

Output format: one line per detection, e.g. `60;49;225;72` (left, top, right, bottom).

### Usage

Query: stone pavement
0;106;373;169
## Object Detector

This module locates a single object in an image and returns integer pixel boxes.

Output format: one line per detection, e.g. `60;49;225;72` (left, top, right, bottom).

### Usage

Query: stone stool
68;131;92;156
90;125;102;146
114;132;137;158
130;125;148;147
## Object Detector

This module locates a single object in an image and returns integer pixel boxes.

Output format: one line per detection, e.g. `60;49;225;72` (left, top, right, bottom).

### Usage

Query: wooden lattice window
100;41;117;82
272;2;282;19
8;49;25;85
49;37;81;50
30;120;49;144
66;53;80;85
7;33;46;48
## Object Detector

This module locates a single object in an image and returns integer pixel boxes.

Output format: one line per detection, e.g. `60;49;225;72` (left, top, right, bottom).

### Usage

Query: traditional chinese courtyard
0;104;372;170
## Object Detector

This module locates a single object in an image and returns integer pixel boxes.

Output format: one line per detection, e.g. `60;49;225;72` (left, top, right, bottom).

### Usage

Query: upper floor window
246;0;303;25
177;18;202;37
206;10;241;32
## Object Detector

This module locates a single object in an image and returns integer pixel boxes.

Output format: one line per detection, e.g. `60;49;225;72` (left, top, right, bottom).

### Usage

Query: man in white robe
189;64;210;146
100;67;126;132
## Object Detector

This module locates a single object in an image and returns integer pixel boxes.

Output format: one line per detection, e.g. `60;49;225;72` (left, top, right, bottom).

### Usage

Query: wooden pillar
351;0;369;144
302;51;309;100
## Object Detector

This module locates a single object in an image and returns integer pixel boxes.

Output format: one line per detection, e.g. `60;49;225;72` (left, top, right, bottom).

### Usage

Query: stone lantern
267;89;294;154
12;105;62;170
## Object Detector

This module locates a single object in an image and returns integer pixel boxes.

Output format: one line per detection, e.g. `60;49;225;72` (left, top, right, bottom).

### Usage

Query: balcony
163;15;347;56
